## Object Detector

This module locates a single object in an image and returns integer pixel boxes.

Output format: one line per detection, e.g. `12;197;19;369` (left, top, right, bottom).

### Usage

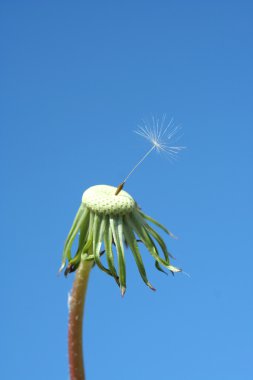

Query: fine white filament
123;115;185;184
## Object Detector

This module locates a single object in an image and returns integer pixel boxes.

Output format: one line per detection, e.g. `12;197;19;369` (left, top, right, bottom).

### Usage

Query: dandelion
115;115;185;195
60;116;184;380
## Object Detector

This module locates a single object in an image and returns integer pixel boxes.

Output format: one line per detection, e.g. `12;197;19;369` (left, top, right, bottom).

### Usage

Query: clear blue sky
1;1;253;379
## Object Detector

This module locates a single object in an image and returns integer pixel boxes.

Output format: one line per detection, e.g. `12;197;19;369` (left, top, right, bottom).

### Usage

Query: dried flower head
60;184;181;296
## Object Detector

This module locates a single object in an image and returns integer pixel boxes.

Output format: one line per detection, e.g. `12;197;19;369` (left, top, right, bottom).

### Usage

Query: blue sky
1;1;253;379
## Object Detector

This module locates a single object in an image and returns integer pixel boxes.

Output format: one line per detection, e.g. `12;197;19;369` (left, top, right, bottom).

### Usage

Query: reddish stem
68;259;93;380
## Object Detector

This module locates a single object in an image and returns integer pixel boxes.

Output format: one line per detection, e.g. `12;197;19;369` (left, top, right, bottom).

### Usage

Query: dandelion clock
60;115;185;380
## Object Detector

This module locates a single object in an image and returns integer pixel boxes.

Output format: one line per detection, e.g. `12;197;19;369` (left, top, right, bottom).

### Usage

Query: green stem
68;259;93;380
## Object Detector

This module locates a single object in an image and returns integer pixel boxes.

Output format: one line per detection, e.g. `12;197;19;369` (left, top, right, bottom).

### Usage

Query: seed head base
82;185;136;215
61;184;181;294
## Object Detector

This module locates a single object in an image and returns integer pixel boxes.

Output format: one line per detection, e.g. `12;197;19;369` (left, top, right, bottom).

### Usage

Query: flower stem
68;259;93;380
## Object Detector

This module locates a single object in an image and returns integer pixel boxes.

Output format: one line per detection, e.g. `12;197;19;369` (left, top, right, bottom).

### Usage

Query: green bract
61;185;181;295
